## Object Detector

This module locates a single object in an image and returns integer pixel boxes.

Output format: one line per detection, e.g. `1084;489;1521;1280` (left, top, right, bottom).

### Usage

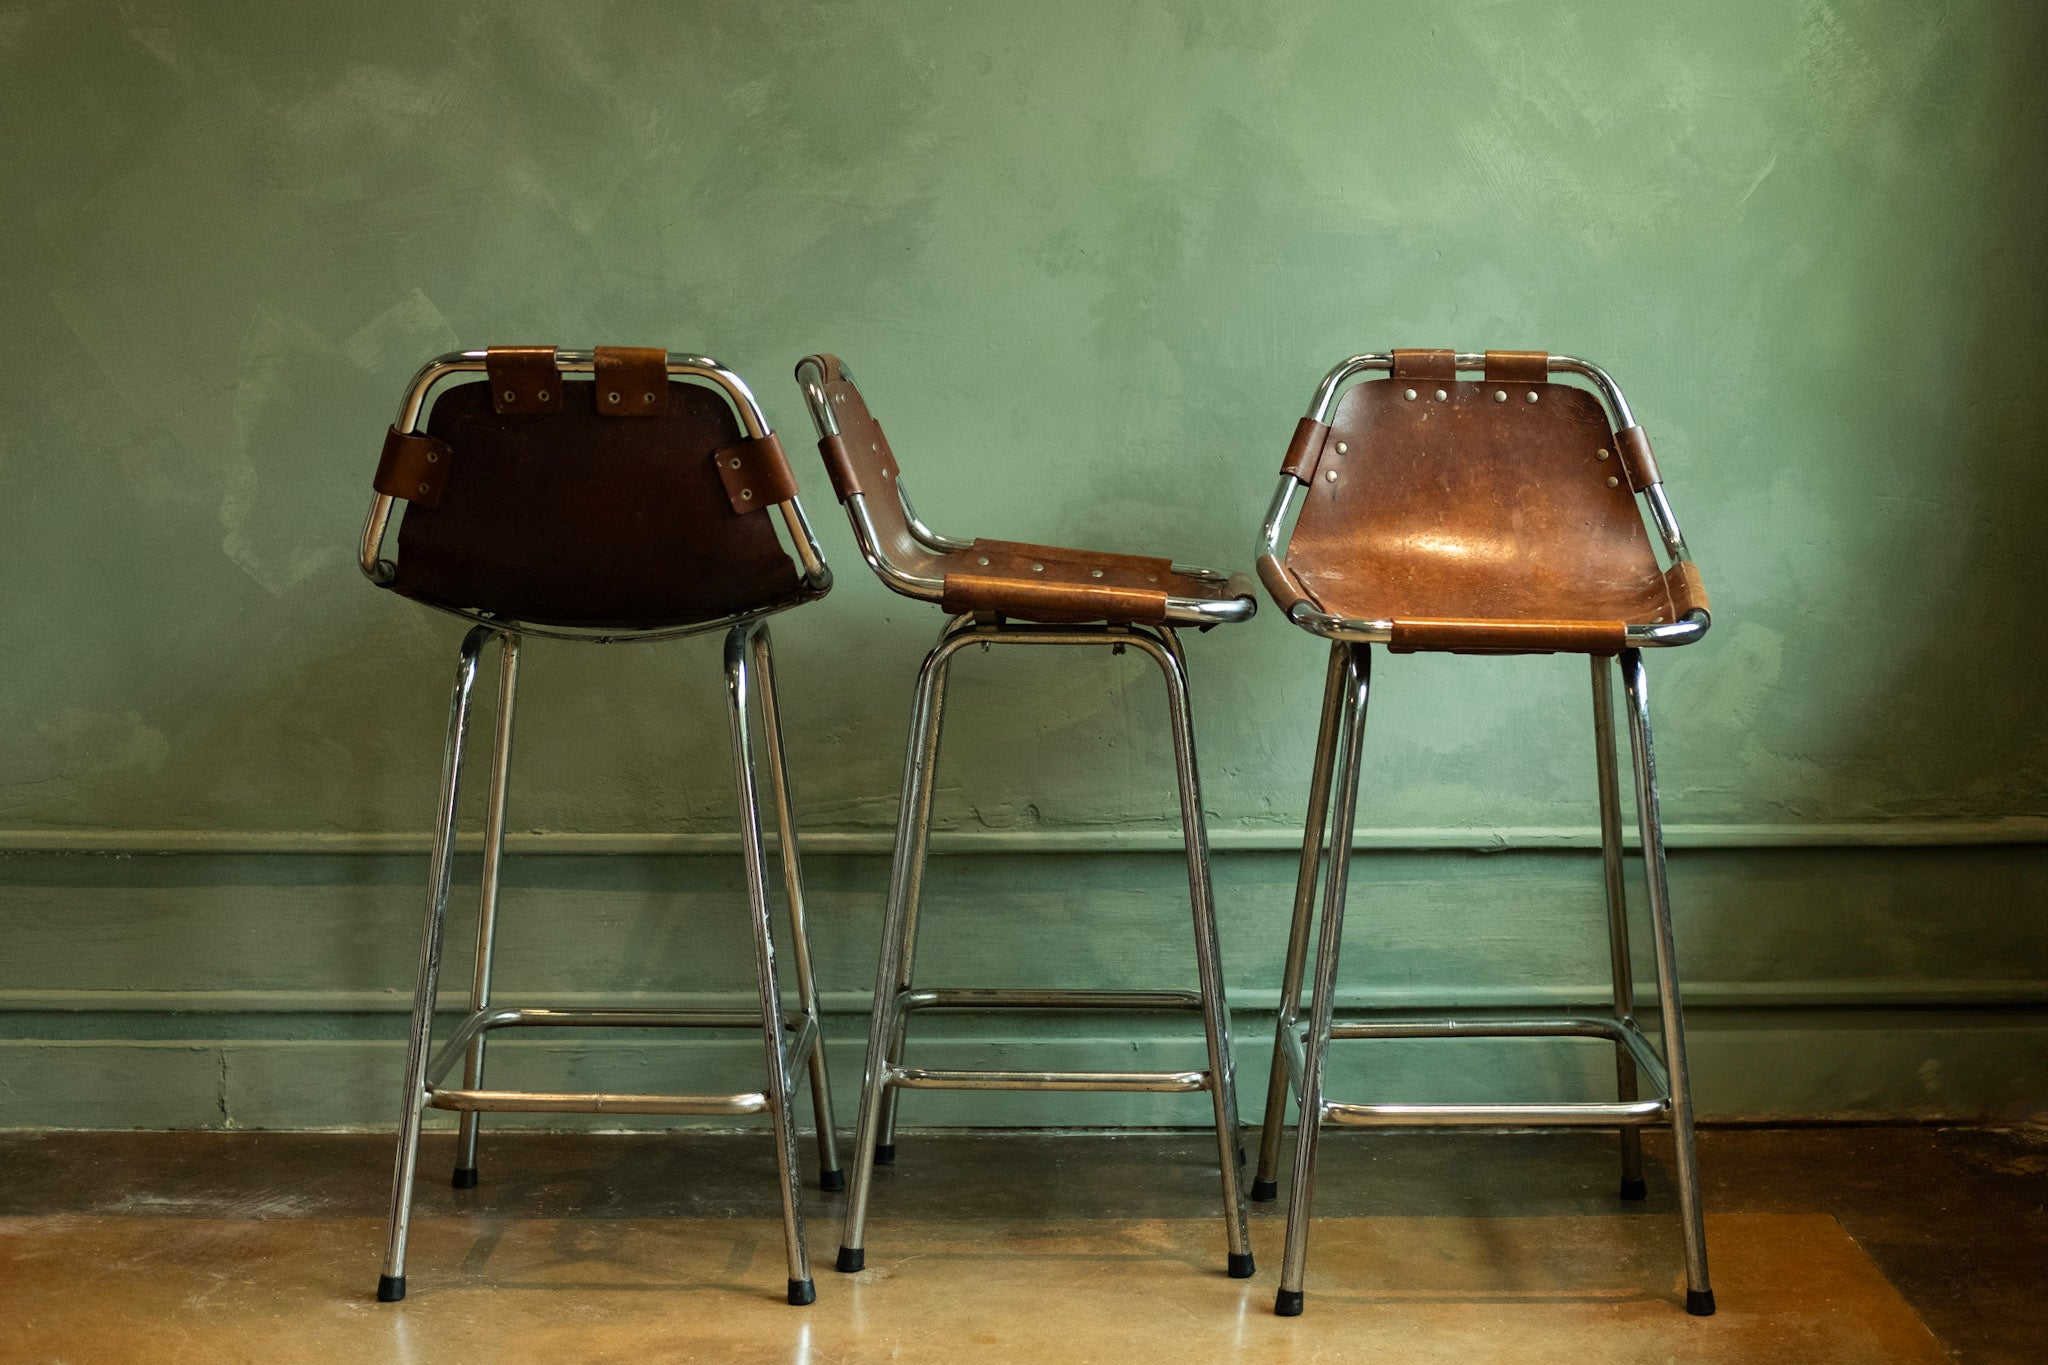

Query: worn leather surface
1280;376;1700;652
373;426;451;507
486;346;563;415
802;352;1252;624
593;346;670;417
1483;349;1549;383
712;433;799;514
390;378;803;629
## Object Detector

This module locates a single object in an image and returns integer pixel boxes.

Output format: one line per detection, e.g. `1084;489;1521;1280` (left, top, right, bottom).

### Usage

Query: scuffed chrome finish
1623;648;1714;1309
362;349;830;612
835;618;1253;1279
379;625;487;1297
1265;351;1709;648
454;631;520;1183
1593;655;1647;1193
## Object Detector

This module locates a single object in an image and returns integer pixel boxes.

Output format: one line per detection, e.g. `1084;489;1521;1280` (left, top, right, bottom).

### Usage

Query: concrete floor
1;1126;2042;1362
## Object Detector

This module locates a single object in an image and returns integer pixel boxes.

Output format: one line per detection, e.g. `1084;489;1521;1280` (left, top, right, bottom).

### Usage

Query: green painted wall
1;1;2042;1128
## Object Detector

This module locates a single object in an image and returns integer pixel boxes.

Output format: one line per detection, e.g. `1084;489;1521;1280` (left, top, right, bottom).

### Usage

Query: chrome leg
1253;640;1350;1202
1277;644;1371;1317
1147;626;1254;1277
1591;654;1647;1201
1621;649;1715;1317
725;623;814;1307
875;624;961;1164
837;625;959;1272
376;625;489;1303
453;631;520;1190
751;626;845;1193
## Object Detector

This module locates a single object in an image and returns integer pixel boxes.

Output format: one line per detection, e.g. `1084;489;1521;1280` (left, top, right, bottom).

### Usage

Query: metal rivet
741;488;754;500
502;391;516;403
607;391;621;404
1324;469;1338;482
1495;390;1507;402
730;458;742;468
977;556;989;566
1526;391;1539;403
537;389;549;401
1435;389;1447;401
1606;476;1620;488
1090;569;1104;578
1031;562;1045;572
1334;441;1347;454
1597;448;1611;461
644;392;656;404
417;482;430;495
1404;388;1417;400
424;451;438;463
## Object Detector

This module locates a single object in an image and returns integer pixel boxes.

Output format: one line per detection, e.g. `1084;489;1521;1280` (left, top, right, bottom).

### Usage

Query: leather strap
1613;425;1663;491
816;432;863;501
374;426;452;507
593;346;669;417
1389;617;1627;654
1390;349;1457;381
1483;350;1548;383
712;433;798;514
1280;417;1331;484
486;346;563;414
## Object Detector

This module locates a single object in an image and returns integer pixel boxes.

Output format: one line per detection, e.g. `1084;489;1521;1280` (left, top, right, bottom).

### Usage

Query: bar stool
360;346;842;1306
792;354;1260;1280
1249;349;1715;1317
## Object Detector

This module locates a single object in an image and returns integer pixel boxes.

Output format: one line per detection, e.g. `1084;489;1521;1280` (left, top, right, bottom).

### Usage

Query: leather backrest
389;378;802;629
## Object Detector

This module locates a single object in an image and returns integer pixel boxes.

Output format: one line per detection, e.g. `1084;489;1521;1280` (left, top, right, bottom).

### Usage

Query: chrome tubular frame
361;350;833;646
1257;353;1709;647
793;358;1254;628
832;617;1255;1281
375;618;840;1308
1255;640;1715;1318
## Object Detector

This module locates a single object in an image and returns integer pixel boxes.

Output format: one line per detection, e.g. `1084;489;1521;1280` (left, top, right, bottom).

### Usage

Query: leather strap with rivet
373;426;452;507
485;345;563;414
712;432;798;514
593;345;669;417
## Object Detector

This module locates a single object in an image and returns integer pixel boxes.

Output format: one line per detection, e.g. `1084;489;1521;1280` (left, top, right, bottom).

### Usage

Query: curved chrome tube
362;348;830;604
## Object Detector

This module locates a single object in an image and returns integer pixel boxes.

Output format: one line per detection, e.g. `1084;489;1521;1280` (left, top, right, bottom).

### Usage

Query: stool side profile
360;346;841;1307
1249;349;1715;1319
793;353;1259;1281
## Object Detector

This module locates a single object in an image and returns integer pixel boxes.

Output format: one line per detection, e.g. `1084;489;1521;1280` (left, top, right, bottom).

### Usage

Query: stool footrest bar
1321;1097;1670;1128
425;1005;812;1089
898;987;1204;1012
426;1087;771;1116
888;1065;1211;1093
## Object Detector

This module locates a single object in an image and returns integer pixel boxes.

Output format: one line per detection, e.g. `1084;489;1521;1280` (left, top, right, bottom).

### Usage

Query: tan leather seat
1259;349;1706;653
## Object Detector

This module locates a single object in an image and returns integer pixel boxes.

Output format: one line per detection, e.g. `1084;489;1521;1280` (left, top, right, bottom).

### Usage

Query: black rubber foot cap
1250;1178;1280;1203
836;1246;865;1273
873;1143;896;1166
788;1278;817;1306
376;1275;406;1303
1620;1175;1647;1201
1686;1288;1717;1317
819;1168;846;1192
1228;1252;1257;1279
1275;1288;1304;1317
451;1167;478;1190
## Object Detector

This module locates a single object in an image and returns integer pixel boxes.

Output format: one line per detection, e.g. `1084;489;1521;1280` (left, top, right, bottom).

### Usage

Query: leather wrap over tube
712;433;799;514
593;346;670;417
1613;425;1663;491
1269;364;1708;654
799;351;1255;625
1483;350;1548;383
486;346;563;415
374;427;452;507
386;377;804;630
1280;417;1331;484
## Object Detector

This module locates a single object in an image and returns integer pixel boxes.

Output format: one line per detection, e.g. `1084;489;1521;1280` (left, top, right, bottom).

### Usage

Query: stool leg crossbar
1253;643;1714;1318
836;619;1256;1279
377;621;842;1307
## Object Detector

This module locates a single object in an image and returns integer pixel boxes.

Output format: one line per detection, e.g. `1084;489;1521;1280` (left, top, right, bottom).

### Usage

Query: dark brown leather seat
802;354;1254;625
370;346;820;633
1259;349;1707;653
